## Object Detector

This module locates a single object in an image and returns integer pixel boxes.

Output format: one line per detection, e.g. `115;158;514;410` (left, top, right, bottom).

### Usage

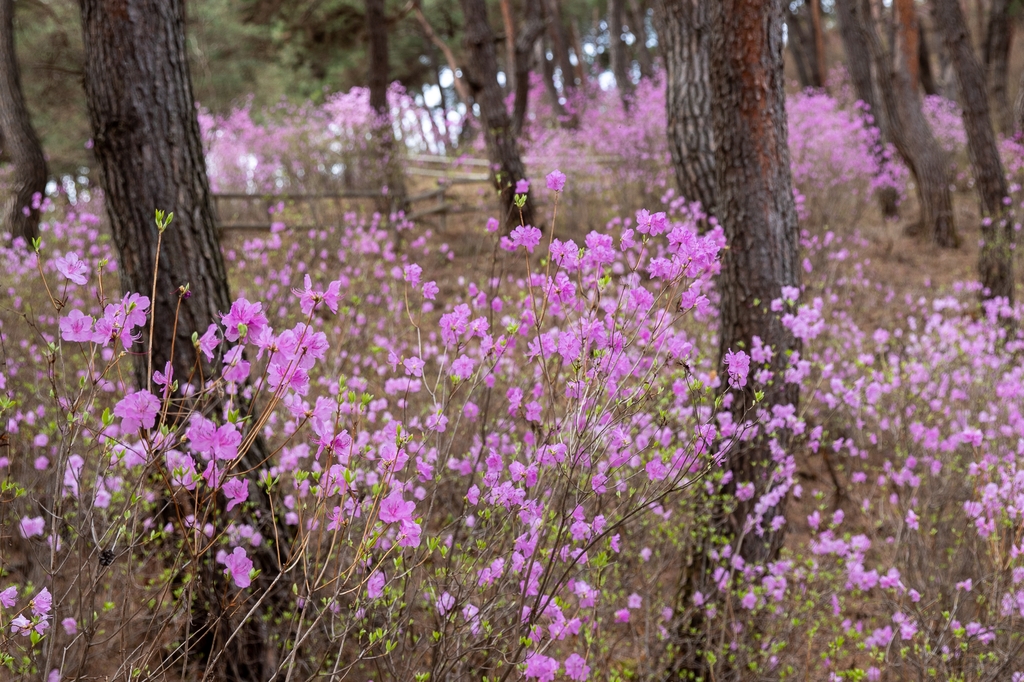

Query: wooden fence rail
213;155;492;232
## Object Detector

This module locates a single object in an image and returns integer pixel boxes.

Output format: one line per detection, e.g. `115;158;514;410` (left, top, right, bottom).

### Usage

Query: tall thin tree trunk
935;0;1014;302
918;18;939;96
711;0;800;564
537;29;575;126
837;0;900;217
0;0;48;243
976;0;986;47
512;0;545;135
544;0;576;94
500;0;517;91
459;0;536;230
810;0;827;85
1015;67;1024;134
79;1;278;679
652;0;716;218
80;0;231;388
895;0;919;85
609;0;632;106
858;0;960;247
786;5;817;88
569;21;587;84
367;0;407;215
627;0;654;79
983;0;1013;134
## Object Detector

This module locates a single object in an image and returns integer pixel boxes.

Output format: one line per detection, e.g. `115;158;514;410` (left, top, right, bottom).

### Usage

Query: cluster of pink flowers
8;75;1024;679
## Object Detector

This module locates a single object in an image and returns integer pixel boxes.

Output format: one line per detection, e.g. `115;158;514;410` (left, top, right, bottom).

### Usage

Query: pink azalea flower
59;309;95;343
545;169;566;192
378;490;415;525
367;571;386;599
221;298;268;342
509;225;542;253
113;390;160;433
564;654;591;681
0;586;17;609
54;252;89;285
20;516;45;538
222;547;254;588
31;588;52;617
10;614;31;636
223;478;249;511
523;652;558;681
197;323;221;361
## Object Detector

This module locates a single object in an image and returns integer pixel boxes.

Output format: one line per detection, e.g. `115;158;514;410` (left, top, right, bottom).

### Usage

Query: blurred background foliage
13;0;634;176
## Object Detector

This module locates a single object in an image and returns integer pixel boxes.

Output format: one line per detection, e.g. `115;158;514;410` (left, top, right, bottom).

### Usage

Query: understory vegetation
4;55;1024;682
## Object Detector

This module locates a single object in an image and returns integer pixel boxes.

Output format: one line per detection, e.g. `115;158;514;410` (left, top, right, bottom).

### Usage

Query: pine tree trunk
786;6;817;88
983;0;1013;134
500;0;517;91
918;19;939;96
367;0;389;119
857;0;960;247
711;0;800;564
459;0;536;230
627;0;654;79
895;0;919;85
80;0;231;388
935;0;1014;302
0;0;48;243
367;0;407;215
544;0;576;94
1015;67;1024;134
609;0;633;106
79;1;280;679
836;0;899;217
652;0;716;218
512;0;546;135
810;0;827;86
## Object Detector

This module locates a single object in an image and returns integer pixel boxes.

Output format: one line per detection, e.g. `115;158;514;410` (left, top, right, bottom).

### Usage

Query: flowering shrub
7;78;1024;681
200;83;463;194
787;93;906;227
1;176;753;679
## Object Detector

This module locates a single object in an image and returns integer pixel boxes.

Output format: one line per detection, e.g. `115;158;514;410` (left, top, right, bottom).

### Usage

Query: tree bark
459;0;536;230
810;0;827;86
711;0;800;564
895;0;919;86
367;0;407;215
858;0;960;247
609;0;632;106
569;21;588;84
80;0;231;388
935;0;1014;302
786;5;817;88
918;17;939;96
544;0;576;94
652;0;716;218
627;0;654;79
983;0;1013;134
512;0;546;135
0;0;48;243
1015;66;1024;134
836;0;900;217
500;0;517;91
79;1;279;679
367;0;389;115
